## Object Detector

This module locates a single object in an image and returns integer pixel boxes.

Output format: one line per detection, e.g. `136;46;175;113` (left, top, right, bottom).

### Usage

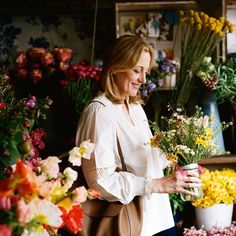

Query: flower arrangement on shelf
172;9;234;108
150;106;231;167
0;70;52;179
0;140;100;236
192;168;236;208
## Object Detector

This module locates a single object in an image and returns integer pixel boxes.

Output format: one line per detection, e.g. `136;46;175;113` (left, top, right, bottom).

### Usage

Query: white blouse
75;94;175;236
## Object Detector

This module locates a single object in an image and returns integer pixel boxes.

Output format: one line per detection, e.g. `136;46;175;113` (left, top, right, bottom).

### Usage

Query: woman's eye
134;69;141;73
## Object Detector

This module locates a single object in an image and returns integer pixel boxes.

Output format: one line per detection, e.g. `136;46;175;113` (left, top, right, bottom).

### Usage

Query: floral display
14;47;72;83
0;70;52;179
183;225;236;236
150;106;231;166
60;60;102;116
192;168;236;208
0;140;100;236
12;47;102;117
172;9;234;107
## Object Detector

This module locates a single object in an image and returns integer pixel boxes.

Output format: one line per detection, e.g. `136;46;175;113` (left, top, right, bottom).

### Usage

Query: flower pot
180;163;202;202
195;203;234;229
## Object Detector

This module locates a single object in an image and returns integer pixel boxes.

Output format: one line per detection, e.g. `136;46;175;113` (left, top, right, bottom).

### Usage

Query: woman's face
114;50;151;99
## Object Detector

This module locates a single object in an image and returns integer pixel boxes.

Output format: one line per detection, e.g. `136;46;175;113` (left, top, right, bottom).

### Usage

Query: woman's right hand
150;170;202;196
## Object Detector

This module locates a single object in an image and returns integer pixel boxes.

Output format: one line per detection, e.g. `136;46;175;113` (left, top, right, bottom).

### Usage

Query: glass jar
180;163;203;201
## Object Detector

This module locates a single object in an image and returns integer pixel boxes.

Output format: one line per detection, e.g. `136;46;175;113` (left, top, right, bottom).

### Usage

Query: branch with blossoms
0;139;100;236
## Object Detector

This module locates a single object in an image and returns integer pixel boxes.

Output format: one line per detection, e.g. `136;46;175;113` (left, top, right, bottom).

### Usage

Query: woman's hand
150;170;202;196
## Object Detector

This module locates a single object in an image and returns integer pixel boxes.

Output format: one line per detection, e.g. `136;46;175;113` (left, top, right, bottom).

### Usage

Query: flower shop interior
1;0;236;235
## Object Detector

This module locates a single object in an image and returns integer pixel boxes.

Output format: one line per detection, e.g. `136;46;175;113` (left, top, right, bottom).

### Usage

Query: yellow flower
192;168;236;208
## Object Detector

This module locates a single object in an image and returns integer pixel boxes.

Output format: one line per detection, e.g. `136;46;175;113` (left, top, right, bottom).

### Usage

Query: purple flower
147;82;156;92
26;96;36;108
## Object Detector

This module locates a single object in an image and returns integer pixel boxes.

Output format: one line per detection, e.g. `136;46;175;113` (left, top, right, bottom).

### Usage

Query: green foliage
214;58;236;104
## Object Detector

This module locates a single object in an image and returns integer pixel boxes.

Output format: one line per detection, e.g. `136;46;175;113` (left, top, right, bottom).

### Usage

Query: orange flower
0;160;36;197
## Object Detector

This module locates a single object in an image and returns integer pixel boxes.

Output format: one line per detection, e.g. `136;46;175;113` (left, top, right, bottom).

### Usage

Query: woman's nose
138;71;146;84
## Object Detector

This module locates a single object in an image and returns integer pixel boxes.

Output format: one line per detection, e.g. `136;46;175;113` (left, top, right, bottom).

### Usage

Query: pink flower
0;196;11;210
16;199;30;223
72;186;88;204
0;224;12;236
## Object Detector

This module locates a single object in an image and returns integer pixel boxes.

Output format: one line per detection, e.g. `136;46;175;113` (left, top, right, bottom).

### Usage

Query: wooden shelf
198;155;236;164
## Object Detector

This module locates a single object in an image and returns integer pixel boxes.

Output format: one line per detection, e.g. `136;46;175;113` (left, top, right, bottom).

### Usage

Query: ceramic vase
200;90;226;154
195;203;234;229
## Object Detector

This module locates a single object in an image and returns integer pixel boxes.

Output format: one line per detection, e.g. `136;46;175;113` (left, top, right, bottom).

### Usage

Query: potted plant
192;168;236;229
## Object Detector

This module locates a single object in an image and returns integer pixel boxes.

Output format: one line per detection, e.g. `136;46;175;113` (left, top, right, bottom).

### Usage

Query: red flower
61;205;84;234
0;102;7;109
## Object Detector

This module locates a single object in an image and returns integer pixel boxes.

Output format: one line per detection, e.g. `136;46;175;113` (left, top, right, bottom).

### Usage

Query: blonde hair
99;35;154;104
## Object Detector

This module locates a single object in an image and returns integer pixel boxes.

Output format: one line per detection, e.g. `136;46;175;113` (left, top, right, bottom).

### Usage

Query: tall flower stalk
172;10;234;107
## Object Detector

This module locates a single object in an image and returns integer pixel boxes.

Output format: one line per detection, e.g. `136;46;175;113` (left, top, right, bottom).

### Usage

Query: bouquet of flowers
0;70;52;179
150;106;231;166
60;60;102;116
172;9;234;108
192;168;236;208
0;140;100;236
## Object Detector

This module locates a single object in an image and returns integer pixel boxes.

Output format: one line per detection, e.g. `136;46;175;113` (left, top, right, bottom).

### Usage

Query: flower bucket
195;203;234;229
180;163;203;201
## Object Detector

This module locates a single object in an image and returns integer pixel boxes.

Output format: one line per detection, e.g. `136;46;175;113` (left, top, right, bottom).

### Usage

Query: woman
76;35;201;236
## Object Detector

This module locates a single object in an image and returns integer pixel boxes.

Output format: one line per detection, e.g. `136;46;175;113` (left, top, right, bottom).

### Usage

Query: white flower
68;140;95;166
63;167;78;189
203;56;212;64
28;198;63;227
41;156;61;179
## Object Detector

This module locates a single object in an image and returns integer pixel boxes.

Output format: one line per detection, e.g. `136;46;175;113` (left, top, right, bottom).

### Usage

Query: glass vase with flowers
150;106;232;201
